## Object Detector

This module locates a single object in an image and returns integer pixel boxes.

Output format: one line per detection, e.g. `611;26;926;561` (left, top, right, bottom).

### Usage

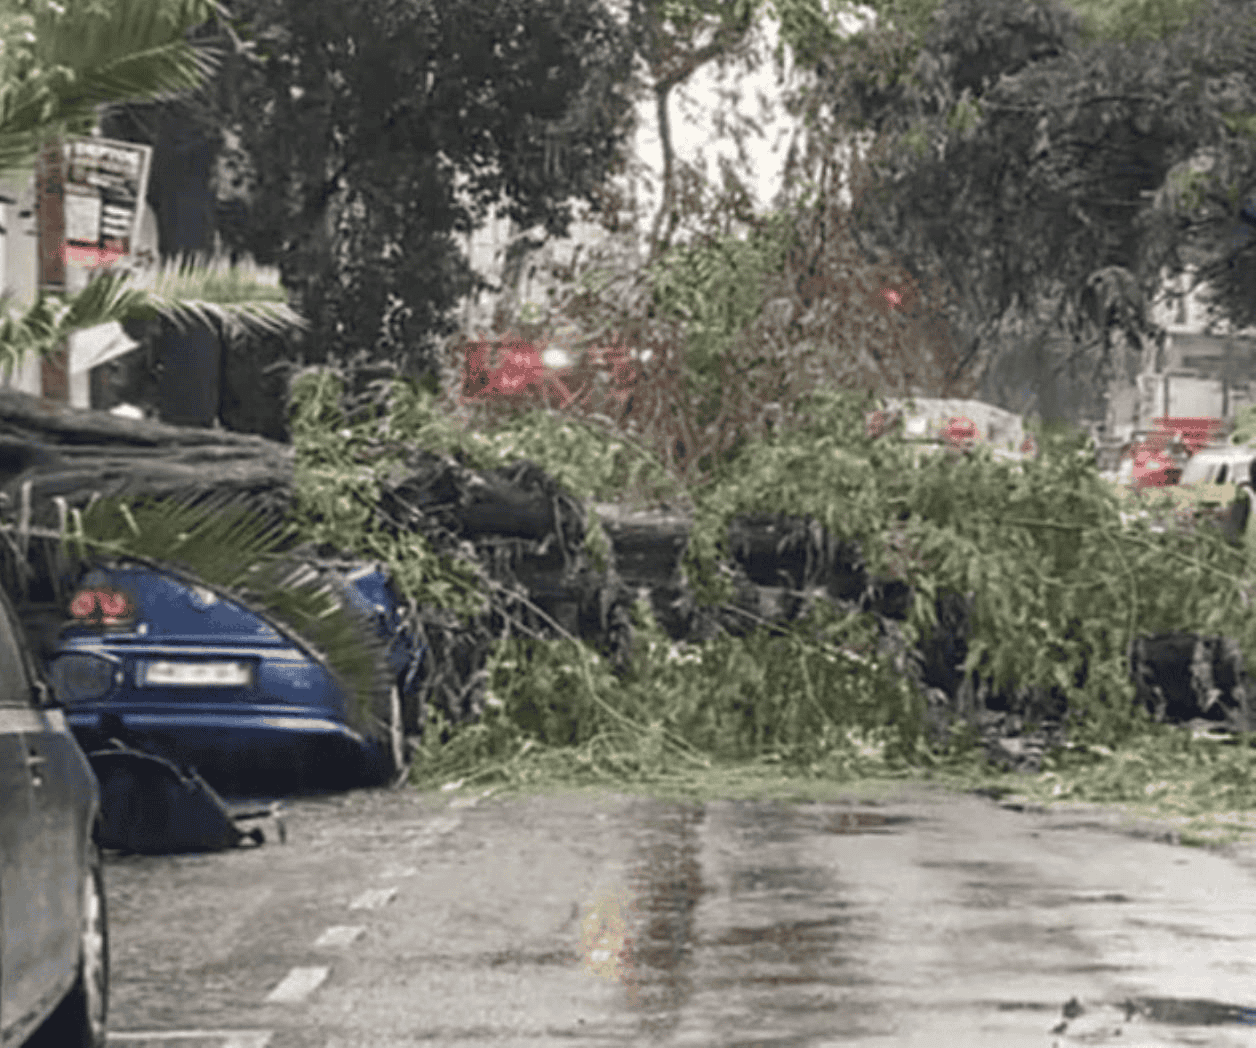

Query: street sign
34;136;154;403
61;136;152;271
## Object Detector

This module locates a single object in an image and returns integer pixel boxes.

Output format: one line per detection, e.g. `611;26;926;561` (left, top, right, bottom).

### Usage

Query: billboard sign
61;136;152;270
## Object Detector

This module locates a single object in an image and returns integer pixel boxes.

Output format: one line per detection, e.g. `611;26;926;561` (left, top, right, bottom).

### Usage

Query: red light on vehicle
69;588;134;625
99;591;129;618
943;416;978;446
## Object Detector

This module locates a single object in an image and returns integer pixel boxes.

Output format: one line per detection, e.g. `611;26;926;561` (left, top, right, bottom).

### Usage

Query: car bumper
65;707;386;795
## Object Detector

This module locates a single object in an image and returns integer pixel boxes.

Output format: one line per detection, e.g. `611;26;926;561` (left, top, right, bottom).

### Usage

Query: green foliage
0;0;220;177
648;212;796;384
1064;0;1206;42
288;365;685;587
683;384;1256;753
0;251;304;373
213;0;636;378
286;368;486;620
281;364;1256;818
685;387;914;603
658;0;763;32
0;0;304;372
945;97;982;133
788;0;1256;407
411;594;926;791
1011;726;1256;834
771;0;850;66
857;0;941;42
1221;112;1256;140
452;407;682;511
1232;406;1256;446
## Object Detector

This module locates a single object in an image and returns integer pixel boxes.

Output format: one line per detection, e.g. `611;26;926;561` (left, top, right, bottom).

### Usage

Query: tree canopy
773;0;1256;417
202;0;636;376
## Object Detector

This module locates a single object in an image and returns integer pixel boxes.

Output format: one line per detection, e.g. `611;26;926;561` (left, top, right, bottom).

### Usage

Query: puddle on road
729;865;833;897
589;800;900;1043
581;801;1256;1044
710;915;852;948
1125;996;1256;1026
731;801;916;841
1038;891;1132;906
575;800;707;1039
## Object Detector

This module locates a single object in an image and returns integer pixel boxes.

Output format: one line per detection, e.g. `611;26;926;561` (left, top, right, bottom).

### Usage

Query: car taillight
69;588;134;625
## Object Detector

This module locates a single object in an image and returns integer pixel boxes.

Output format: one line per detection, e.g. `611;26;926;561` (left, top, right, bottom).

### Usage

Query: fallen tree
5;379;1251;788
0;389;296;526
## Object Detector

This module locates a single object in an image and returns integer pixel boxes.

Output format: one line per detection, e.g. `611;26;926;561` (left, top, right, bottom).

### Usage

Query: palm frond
0;0;225;176
0;270;147;373
0;254;305;372
72;491;390;741
0;291;75;375
75;489;296;582
30;0;224;91
120;251;308;339
46;39;219;110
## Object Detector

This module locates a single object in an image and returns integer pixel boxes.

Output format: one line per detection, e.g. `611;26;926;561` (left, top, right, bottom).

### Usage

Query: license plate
141;660;252;687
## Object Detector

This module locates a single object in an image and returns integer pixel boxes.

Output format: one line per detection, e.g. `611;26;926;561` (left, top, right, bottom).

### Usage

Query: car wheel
29;839;108;1048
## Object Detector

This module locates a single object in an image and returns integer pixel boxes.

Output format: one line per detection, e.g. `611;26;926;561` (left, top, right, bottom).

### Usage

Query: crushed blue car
43;558;425;796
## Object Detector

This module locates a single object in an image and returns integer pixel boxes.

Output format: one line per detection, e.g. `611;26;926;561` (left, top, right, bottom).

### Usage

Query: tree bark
0;388;296;525
648;81;677;261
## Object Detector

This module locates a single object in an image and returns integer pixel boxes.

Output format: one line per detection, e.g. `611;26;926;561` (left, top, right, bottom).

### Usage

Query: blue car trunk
49;563;417;795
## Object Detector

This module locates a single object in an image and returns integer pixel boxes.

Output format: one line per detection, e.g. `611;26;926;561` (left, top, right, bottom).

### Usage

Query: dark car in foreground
43;559;424;797
0;578;107;1048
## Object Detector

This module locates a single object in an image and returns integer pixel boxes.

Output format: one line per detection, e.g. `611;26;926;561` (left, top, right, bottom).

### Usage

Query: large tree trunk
0;388;295;528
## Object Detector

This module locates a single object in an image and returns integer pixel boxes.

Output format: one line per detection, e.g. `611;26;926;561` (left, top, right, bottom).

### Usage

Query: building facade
0;170;158;408
1105;268;1256;445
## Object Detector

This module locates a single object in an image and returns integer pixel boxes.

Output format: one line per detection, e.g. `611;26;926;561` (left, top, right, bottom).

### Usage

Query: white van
1179;445;1256;487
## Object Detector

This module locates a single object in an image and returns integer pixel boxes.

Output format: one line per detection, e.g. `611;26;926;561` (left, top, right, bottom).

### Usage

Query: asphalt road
101;781;1256;1048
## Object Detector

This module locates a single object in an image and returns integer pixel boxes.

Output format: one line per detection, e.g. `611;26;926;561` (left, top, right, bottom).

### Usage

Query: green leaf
0;0;224;176
119;251;306;338
1221;112;1256;140
0;252;303;372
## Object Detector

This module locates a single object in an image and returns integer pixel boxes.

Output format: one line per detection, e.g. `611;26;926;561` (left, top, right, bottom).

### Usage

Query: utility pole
35;141;68;402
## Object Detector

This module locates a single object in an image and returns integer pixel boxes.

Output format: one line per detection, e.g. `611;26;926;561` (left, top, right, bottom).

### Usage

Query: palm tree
0;0;304;376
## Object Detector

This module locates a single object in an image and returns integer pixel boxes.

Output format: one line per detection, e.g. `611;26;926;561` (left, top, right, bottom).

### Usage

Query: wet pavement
610;788;1256;1047
104;781;1256;1047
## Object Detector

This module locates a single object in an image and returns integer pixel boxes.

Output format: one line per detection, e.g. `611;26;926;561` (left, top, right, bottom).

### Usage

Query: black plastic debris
89;739;285;855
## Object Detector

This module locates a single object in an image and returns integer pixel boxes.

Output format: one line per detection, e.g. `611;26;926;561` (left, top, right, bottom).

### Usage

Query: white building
1099;267;1256;445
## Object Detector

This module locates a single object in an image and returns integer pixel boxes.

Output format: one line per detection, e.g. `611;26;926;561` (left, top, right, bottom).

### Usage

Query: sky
461;4;880;365
628;6;877;232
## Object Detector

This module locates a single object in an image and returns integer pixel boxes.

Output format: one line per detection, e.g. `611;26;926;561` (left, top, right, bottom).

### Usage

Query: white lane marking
349;886;398;910
264;965;329;1003
315;924;365;948
107;1033;271;1047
